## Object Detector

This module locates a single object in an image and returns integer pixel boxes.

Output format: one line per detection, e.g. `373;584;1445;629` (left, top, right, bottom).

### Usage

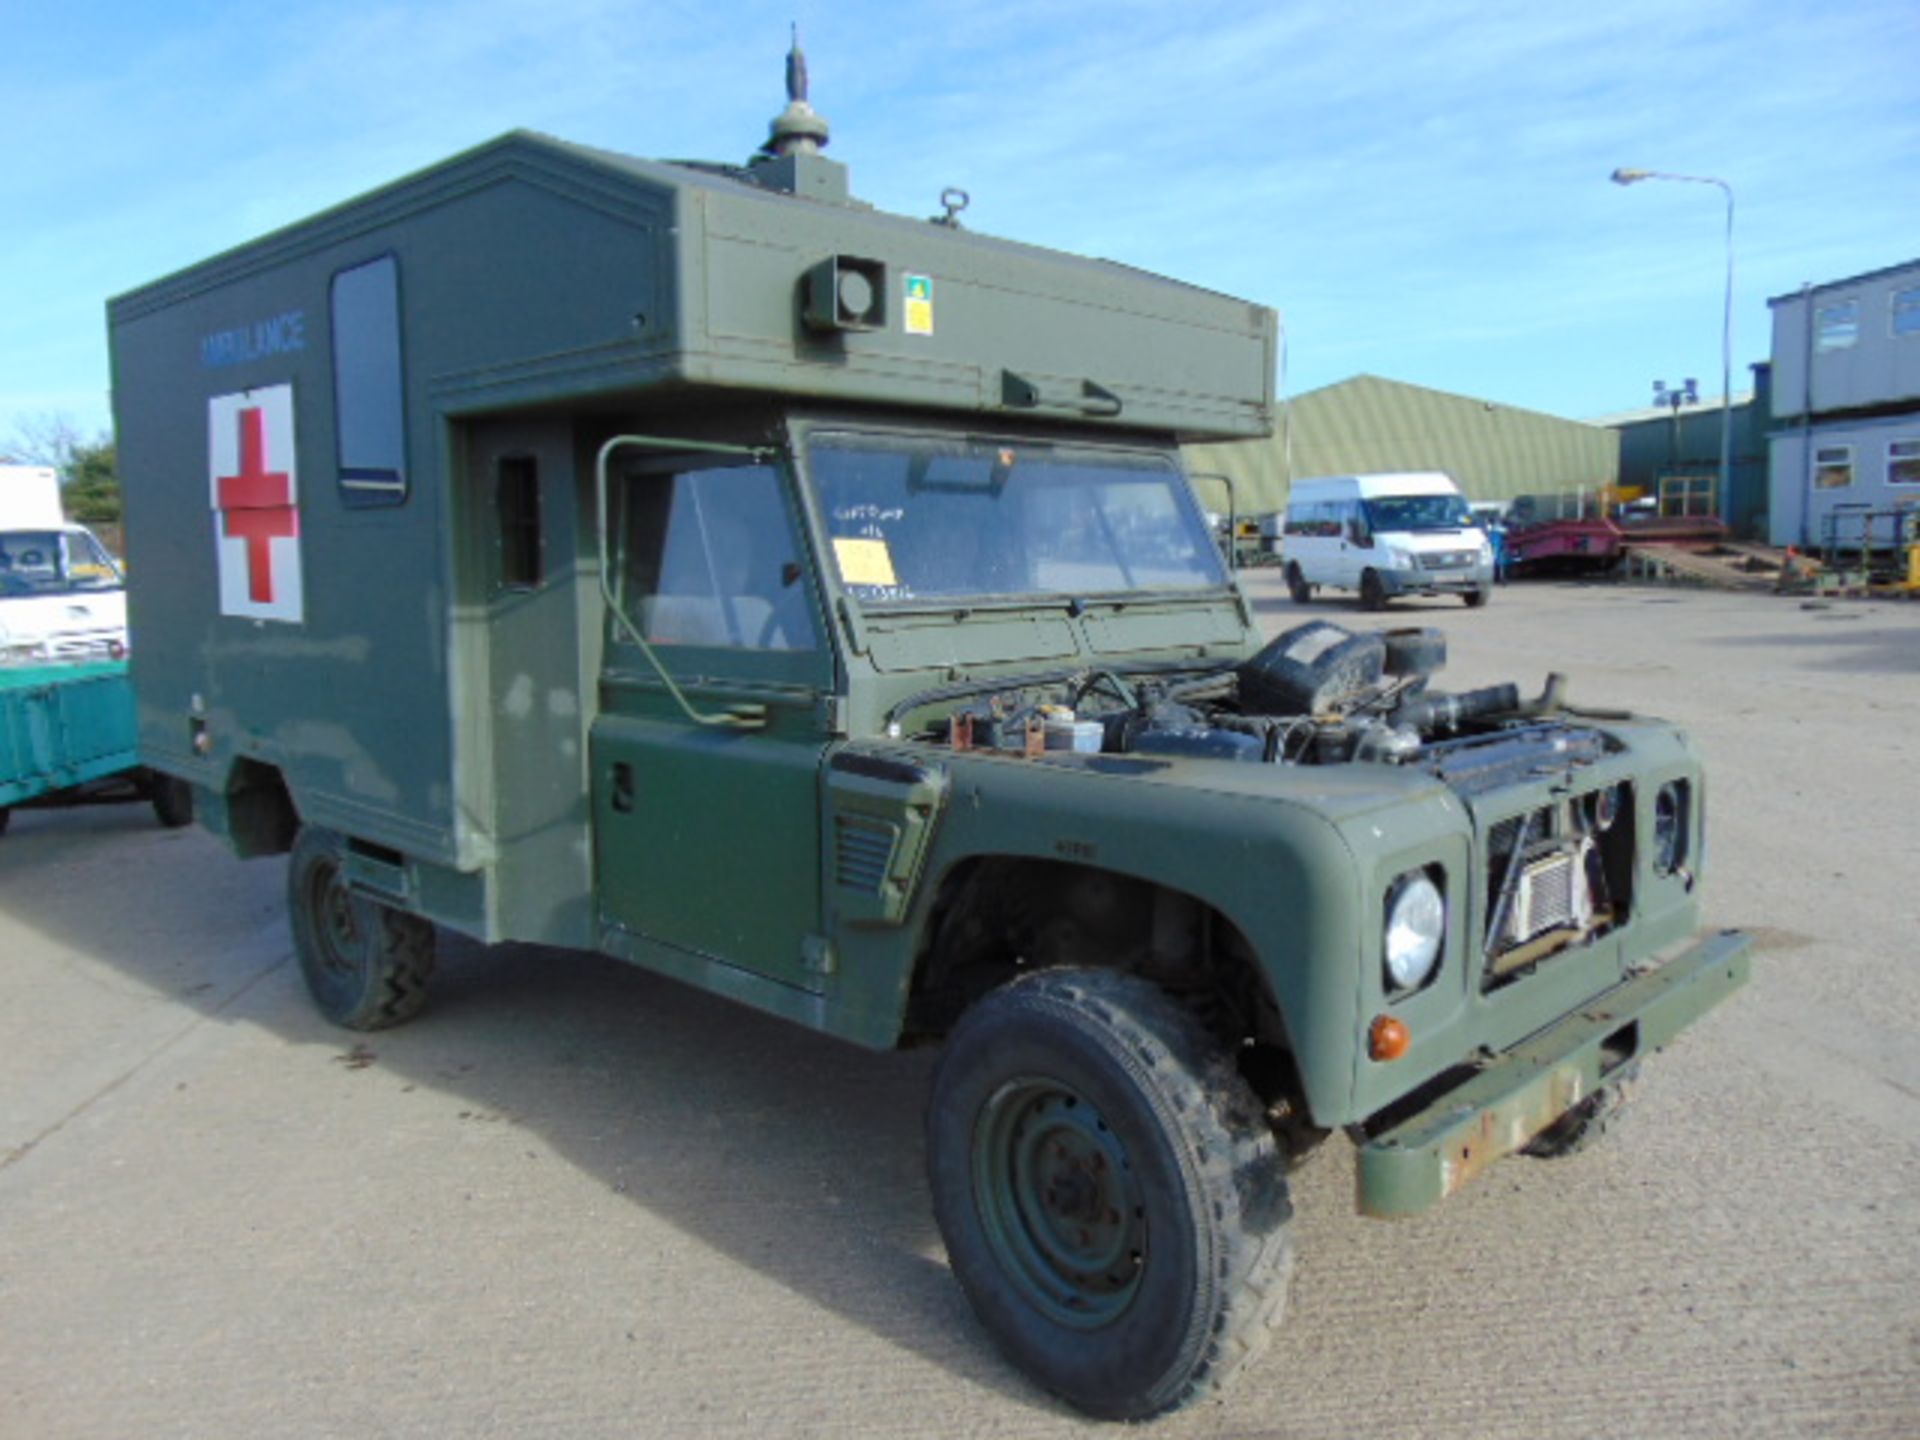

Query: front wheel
926;969;1294;1420
288;826;436;1030
1463;587;1490;609
1359;569;1388;611
1285;562;1311;605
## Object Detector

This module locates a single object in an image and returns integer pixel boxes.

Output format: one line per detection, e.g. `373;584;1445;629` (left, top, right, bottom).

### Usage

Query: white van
1280;472;1493;610
0;465;128;660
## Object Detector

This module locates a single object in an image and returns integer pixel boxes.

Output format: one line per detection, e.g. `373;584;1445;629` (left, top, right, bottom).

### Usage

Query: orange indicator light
1369;1015;1411;1062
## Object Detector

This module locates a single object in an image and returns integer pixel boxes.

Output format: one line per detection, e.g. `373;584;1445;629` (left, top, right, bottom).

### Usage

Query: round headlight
1384;872;1445;991
1653;782;1687;874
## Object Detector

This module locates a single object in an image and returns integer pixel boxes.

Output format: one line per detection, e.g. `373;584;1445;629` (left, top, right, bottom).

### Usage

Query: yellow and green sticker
904;273;934;336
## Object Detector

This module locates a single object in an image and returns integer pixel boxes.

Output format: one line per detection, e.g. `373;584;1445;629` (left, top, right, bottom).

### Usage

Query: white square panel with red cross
208;384;303;624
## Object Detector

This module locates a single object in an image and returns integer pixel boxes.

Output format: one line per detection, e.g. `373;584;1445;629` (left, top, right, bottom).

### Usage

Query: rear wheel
1359;569;1388;611
288;826;435;1030
148;773;195;829
927;968;1294;1419
1285;562;1311;605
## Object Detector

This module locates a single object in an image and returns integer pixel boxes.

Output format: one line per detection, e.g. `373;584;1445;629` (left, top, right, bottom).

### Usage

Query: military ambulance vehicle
109;52;1747;1420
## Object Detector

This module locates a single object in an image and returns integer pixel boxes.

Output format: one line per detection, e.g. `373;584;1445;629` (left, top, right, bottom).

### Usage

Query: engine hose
1518;671;1634;722
1394;682;1521;734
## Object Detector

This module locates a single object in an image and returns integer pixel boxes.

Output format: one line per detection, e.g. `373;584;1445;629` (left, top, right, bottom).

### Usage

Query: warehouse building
1591;363;1772;538
1767;259;1920;549
1183;374;1618;520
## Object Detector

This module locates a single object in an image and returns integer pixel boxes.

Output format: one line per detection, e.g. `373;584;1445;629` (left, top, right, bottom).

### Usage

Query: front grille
3;632;123;662
1419;550;1479;570
48;634;123;659
1510;848;1576;941
1483;790;1634;988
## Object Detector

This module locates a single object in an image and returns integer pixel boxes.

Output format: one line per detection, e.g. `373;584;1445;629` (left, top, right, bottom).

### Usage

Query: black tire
1359;569;1388;611
1522;1065;1637;1158
927;968;1294;1420
1463;587;1490;609
1285;562;1311;605
1380;626;1447;680
0;806;10;837
148;773;195;829
287;826;435;1030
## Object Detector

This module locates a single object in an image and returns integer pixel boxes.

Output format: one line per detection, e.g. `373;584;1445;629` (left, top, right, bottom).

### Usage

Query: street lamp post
1612;168;1736;521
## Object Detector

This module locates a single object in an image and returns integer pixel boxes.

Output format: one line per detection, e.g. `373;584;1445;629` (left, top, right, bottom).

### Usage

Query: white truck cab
0;465;128;661
1280;472;1493;610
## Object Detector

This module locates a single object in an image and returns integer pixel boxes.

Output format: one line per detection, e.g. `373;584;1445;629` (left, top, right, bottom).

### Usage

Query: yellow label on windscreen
833;537;899;587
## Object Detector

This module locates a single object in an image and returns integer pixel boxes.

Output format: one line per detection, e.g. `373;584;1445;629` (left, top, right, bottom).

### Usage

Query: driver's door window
621;463;818;653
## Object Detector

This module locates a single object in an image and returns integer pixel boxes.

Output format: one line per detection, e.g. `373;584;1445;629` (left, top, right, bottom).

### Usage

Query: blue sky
3;0;1915;445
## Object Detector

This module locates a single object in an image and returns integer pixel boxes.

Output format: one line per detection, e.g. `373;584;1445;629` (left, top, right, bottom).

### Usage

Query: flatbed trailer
0;660;189;834
1509;514;1729;574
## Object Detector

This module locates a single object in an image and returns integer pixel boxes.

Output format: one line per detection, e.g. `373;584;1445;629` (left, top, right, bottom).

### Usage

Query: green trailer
107;48;1746;1420
0;660;191;834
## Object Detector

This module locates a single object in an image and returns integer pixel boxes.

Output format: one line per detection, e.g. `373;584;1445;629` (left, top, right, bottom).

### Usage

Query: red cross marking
216;406;297;603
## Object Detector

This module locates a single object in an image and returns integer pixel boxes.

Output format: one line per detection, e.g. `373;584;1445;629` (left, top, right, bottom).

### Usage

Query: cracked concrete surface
1;579;1916;1438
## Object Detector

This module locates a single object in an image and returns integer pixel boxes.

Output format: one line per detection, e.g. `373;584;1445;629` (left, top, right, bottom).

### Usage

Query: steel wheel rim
972;1077;1146;1329
306;857;362;979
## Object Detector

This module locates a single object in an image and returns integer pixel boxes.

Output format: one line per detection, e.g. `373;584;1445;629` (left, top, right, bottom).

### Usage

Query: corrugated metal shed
1595;365;1772;538
1183;374;1619;518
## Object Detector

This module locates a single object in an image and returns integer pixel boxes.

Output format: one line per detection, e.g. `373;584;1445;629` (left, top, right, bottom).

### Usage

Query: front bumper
1376;563;1491;596
1355;928;1751;1217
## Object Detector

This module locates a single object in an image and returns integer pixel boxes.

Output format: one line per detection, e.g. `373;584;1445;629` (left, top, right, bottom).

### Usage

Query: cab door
1334;499;1373;588
590;456;836;990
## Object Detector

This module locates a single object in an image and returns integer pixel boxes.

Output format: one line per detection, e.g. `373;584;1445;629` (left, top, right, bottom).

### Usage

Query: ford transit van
1281;472;1493;610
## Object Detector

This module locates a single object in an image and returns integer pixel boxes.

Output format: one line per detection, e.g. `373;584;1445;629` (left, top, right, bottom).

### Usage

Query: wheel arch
902;852;1310;1115
204;755;300;857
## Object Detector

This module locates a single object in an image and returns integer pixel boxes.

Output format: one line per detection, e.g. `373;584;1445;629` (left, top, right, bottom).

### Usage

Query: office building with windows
1767;259;1920;548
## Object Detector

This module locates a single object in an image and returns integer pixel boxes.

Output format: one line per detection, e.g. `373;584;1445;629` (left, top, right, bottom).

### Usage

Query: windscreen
1363;494;1476;533
0;530;123;597
807;433;1225;604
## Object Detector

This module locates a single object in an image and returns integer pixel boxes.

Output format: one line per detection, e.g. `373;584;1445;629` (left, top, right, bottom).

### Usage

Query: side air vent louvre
835;815;898;894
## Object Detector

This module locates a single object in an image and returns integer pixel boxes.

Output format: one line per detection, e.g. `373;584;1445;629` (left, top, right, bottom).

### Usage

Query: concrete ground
2;577;1916;1440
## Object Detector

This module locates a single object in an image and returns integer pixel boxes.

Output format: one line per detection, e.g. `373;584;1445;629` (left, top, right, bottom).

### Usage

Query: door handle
610;761;634;813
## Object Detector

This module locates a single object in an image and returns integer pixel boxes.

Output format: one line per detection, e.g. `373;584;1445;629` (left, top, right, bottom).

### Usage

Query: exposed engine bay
900;620;1655;981
912;620;1622;779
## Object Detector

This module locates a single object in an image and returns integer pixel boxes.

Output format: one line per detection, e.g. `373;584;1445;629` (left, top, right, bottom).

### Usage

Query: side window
620;463;818;652
330;255;407;508
1887;439;1920;486
1891;287;1920;339
497;456;542;589
1814;446;1853;489
1814;300;1859;353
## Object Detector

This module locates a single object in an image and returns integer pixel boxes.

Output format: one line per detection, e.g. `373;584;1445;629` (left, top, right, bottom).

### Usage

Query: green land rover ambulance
108;53;1747;1419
